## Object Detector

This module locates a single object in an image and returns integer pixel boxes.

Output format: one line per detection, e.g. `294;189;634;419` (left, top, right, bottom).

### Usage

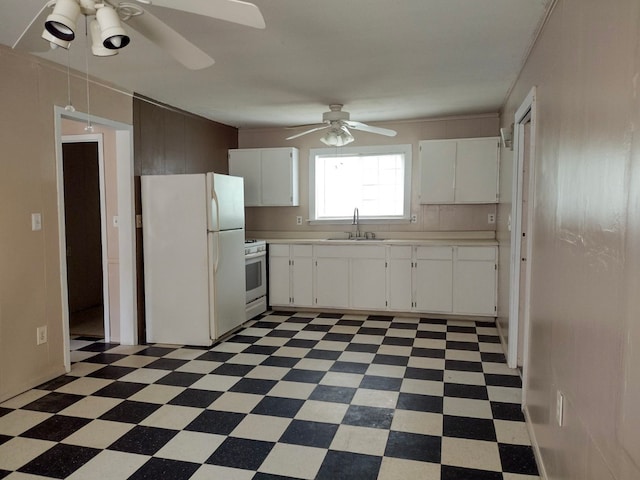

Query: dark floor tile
367;314;393;321
318;312;344;319
229;378;277;395
168;389;222;408
252;321;282;329
154;371;204;387
411;347;446;359
420;318;447;325
0;408;11;418
137;346;178;357
87;365;137;380
305;349;342;360
20;415;91;442
77;342;120;352
84;353;128;364
279;419;338;448
22;392;84;413
286;316;314;324
212;363;255;377
444;383;489;400
251;396;304;418
206;437;274;470
445;359;484;372
404;367;444;381
447;325;476;334
129;458;200;480
441;465;502;480
18;443;100;478
261;356;300;368
345;343;380;354
478;334;501;343
382;336;414;346
336;319;364;327
372;354;409;366
93;381;147;399
481;352;507;363
0;469;9;479
416;330;447;339
36;375;78;391
342;405;393;429
476;321;496;328
99;400;161;424
490;401;525;422
389;322;418;330
0;434;11;446
384;430;441;463
443;415;497;441
446;341;480;351
357;327;387;336
309;385;356;404
302;324;332;332
316;450;381;480
282;369;326;384
484;373;522;388
108;425;177;455
359;375;403;392
322;333;355;343
266;330;297;338
253;473;302;480
330;361;369;374
499;443;539;475
186;410;245;435
195;351;236;363
243;345;279;355
144;358;189;371
396;392;443;413
285;339;319;349
227;335;261;344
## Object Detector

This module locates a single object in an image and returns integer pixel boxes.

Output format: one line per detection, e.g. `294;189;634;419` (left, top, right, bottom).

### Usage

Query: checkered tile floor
0;312;539;479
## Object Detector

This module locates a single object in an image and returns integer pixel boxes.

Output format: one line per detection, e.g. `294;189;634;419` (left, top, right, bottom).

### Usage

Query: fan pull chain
83;16;93;132
64;48;75;112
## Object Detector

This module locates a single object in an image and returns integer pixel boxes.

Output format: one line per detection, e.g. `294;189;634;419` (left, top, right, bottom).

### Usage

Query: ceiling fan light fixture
90;19;118;56
320;127;354;147
45;0;81;41
96;5;130;49
41;29;70;49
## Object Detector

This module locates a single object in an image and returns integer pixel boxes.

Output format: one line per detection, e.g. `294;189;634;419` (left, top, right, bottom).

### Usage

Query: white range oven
244;240;267;320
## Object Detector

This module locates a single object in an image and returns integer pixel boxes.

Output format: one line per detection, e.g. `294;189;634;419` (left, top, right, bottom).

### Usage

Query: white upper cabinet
229;147;299;207
419;137;499;204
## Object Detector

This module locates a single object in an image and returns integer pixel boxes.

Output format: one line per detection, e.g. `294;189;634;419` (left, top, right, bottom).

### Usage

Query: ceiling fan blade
148;0;266;29
286;125;330;140
13;1;56;52
285;123;326;130
345;121;397;137
126;10;215;70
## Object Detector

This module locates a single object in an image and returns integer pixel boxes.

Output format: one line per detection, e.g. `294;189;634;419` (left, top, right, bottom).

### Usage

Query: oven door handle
245;251;266;260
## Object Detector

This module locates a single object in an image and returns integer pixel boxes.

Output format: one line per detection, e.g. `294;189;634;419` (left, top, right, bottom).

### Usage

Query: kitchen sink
325;237;384;242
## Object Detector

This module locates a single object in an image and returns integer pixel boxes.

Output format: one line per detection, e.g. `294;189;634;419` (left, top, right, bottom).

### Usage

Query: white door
228;150;261;206
261;148;292;206
419;140;456;204
209;173;245;231
291;245;314;307
387;246;413;311
315;257;349;308
453;247;496;315
415;246;453;313
455;138;499;203
351;257;387;310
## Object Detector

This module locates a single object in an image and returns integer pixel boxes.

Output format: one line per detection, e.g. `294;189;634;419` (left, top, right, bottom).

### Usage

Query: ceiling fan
13;0;266;70
286;104;397;146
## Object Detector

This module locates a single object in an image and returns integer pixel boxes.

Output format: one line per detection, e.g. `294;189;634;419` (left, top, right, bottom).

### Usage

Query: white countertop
264;238;498;246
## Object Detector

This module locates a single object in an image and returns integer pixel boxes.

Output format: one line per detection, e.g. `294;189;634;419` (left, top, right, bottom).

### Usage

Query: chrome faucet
352;207;360;238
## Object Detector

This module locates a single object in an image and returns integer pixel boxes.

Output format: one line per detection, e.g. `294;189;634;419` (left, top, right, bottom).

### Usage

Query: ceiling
0;0;551;129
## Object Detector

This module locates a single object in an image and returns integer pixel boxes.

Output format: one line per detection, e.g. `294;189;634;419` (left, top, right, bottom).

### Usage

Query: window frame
308;144;412;224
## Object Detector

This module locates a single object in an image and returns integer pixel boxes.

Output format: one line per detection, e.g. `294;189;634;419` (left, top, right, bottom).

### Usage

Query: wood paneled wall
133;95;238;340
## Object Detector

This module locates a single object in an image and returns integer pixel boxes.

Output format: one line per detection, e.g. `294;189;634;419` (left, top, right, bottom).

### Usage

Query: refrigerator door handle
211;231;220;273
210;185;221;232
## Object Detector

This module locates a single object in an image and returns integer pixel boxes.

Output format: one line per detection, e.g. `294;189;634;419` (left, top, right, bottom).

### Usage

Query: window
309;144;412;222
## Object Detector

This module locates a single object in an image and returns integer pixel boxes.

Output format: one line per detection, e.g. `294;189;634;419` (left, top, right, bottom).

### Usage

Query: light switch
31;213;42;231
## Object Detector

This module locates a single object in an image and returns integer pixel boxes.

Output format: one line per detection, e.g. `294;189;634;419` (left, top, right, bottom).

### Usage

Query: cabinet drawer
416;246;453;260
292;245;312;257
456;246;496;261
269;244;290;257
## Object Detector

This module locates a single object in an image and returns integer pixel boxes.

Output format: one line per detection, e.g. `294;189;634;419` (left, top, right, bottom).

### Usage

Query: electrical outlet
31;213;42;231
556;390;564;427
36;326;47;345
296;216;303;226
410;214;418;223
488;213;496;224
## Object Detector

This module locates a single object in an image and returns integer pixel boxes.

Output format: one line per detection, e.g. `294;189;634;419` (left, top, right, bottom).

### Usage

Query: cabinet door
455;138;499;203
351;257;387;310
291;245;313;306
261;148;299;206
268;245;291;306
387;246;413;311
453;247;497;315
415;246;453;313
229;150;261;206
315;257;349;308
419;140;456;204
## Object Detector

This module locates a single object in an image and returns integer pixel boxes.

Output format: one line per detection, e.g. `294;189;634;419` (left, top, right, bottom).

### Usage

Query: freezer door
141;174;212;346
208;229;247;339
207;173;245;232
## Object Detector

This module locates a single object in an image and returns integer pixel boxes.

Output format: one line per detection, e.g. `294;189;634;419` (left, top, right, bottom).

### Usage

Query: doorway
62;137;109;339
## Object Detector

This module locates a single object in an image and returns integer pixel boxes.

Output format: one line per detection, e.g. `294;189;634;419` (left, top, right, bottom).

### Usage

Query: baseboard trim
523;404;549;480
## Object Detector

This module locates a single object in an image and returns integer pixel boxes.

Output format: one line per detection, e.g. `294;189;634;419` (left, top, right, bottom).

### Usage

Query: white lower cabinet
269;243;497;316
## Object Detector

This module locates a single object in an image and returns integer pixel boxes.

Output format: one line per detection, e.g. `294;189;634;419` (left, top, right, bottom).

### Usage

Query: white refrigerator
141;173;246;346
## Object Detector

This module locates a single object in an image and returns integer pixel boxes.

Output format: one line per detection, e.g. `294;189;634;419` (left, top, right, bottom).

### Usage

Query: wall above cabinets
229;147;299;207
419;137;500;204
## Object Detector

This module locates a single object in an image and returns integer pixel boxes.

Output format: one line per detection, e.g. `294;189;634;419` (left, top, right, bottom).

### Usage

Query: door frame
61;134;110;342
507;87;537;379
54;107;137;371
